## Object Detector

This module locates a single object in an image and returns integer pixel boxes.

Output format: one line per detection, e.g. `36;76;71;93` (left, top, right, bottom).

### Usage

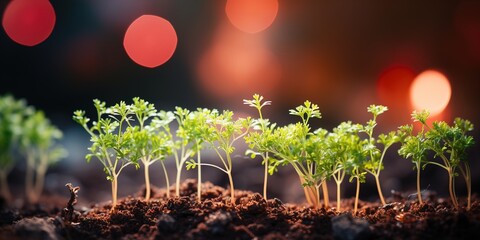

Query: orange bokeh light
225;0;278;33
123;15;177;68
410;70;451;116
196;24;281;101
2;0;56;46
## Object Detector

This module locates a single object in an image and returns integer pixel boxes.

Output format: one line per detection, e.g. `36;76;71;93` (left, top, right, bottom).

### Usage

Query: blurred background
1;0;479;205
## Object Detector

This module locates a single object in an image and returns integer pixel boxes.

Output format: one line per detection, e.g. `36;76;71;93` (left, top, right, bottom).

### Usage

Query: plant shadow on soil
1;179;480;240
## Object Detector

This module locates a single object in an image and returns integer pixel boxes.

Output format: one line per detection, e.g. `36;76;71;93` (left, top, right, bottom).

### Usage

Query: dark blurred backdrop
1;0;479;205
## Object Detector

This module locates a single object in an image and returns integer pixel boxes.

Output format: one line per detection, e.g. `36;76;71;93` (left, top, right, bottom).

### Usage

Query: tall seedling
0;95;33;202
408;110;475;210
361;105;401;205
188;110;251;204
243;94;275;200
180;108;213;201
323;121;363;211
398;124;428;204
268;101;327;208
74;100;136;209
21;111;66;203
125;98;173;200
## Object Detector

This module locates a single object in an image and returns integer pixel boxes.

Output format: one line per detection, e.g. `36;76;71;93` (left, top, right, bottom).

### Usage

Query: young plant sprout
126;98;173;200
188;110;250;204
0;95;33;202
74;100;136;209
181;108;214;201
345;139;368;215
360;105;401;205
398;124;428;204
267;101;328;208
323;121;364;211
160;108;194;197
21;111;67;203
243;94;275;200
407;110;475;210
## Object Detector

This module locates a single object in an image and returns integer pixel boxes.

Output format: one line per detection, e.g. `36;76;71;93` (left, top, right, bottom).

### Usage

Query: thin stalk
416;162;423;204
160;161;170;198
111;175;118;210
25;153;35;203
321;179;329;208
33;163;47;202
144;162;151;200
0;170;12;202
447;170;458;209
459;163;471;210
196;149;202;202
263;154;268;200
227;171;235;204
374;175;386;205
336;181;341;211
374;147;388;205
353;177;360;215
175;157;184;197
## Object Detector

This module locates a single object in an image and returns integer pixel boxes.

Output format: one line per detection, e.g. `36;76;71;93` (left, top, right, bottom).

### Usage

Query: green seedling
244;94;275;200
323;121;364;211
361;105;401;205
180;108;213;201
266;101;328;208
125;98;173;200
188;110;250;204
21;111;66;203
406;110;475;210
398;124;428;204
0;95;33;202
74;100;136;209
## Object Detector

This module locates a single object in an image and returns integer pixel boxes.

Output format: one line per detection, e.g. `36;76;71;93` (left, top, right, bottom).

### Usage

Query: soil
1;179;479;240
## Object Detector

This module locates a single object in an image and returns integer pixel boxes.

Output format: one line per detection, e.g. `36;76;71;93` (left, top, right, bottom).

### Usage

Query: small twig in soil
61;183;80;222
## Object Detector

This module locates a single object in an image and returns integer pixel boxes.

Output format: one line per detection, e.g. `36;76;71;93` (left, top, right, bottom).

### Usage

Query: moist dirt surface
1;179;479;240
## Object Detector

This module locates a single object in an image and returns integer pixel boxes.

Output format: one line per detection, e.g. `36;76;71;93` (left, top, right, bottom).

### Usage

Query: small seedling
125;98;173;200
323;121;364;211
266;101;328;208
188;110;250;204
360;105;401;205
398;124;428;204
74;100;136;209
404;110;475;210
244;94;275;200
0;95;33;202
20;111;67;203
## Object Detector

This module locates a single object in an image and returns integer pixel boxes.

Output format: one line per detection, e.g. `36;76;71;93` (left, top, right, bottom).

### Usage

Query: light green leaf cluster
74;98;174;205
399;111;475;209
1;94;66;203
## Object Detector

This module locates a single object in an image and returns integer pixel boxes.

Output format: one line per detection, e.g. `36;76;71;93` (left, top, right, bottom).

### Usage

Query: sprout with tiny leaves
187;109;251;204
323;121;364;211
0;95;34;202
243;94;275;200
122;98;173;200
403;110;475;210
360;105;402;206
398;124;428;204
20;111;67;203
266;101;328;208
73;99;136;209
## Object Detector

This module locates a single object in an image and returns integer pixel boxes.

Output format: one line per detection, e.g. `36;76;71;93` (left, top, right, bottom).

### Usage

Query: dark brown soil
1;179;479;240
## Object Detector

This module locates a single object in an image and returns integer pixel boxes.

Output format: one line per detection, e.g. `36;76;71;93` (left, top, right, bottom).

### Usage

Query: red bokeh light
225;0;279;33
410;70;451;116
2;0;56;46
123;15;177;68
376;65;415;108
